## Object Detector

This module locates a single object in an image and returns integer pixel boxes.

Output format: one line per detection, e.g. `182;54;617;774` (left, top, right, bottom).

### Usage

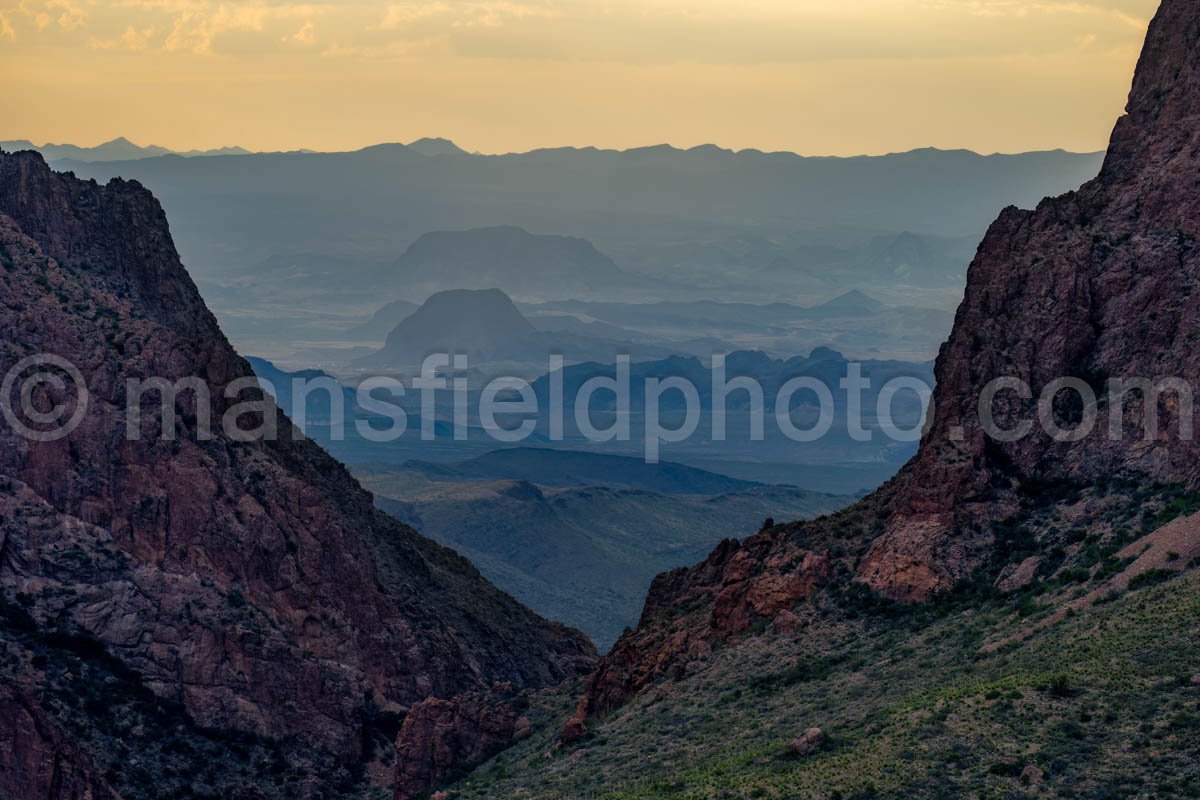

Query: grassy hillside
445;486;1200;799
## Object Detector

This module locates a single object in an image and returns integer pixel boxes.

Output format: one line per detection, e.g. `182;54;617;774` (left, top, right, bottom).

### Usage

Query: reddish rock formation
561;0;1200;739
996;556;1042;593
0;150;595;795
394;689;532;800
788;727;825;758
866;0;1200;600
560;531;837;737
0;682;116;799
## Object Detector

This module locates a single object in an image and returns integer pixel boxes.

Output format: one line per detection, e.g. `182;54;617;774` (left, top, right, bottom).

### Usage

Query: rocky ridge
0;150;595;798
865;0;1200;601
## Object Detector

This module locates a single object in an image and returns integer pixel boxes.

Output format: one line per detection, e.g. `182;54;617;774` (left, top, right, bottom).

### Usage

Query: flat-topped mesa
863;0;1200;601
0;148;595;796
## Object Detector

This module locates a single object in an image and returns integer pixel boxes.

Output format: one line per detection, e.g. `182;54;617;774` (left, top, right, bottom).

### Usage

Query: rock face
0;682;115;800
561;533;838;733
788;727;825;758
865;0;1200;601
0;151;595;795
560;0;1200;737
394;688;532;800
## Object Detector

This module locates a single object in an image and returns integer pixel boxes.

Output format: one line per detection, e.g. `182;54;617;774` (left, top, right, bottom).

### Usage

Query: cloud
89;23;156;49
930;0;1152;28
16;0;86;30
0;0;336;55
373;1;451;31
283;18;313;44
153;1;328;54
369;1;556;38
0;0;1156;64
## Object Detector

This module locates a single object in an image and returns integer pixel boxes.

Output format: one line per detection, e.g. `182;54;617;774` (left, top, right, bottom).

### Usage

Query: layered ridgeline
0;151;595;799
361;453;851;650
426;3;1200;797
55;142;1103;285
0;136;250;162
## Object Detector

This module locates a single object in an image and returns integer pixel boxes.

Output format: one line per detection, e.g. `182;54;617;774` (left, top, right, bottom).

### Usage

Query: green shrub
1129;569;1176;591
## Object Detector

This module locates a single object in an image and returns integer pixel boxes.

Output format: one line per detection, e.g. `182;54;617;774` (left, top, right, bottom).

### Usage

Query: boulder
788;727;825;758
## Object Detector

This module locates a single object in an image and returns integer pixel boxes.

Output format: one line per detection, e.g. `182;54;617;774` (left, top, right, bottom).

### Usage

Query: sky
0;0;1161;156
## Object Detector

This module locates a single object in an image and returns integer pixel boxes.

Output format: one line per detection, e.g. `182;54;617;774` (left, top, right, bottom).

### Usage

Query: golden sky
1;0;1160;155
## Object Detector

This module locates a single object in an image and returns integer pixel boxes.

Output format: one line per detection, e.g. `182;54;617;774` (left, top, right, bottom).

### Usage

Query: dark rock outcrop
561;533;837;733
393;688;532;800
0;681;116;800
0;150;595;795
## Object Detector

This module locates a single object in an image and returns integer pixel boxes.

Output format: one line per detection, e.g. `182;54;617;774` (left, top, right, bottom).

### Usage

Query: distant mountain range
526;295;875;330
521;291;957;362
0;136;250;161
524;289;923;329
245;357;355;423
531;346;934;415
32;139;1096;373
0;135;472;163
342;286;954;372
48;142;1103;313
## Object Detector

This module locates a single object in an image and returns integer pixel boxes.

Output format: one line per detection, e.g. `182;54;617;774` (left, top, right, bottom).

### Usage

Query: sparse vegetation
448;569;1200;800
444;480;1200;800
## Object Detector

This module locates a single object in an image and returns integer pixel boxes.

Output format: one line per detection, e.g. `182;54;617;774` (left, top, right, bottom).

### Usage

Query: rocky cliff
561;0;1200;736
865;0;1200;601
394;687;534;799
0;679;116;799
0;151;595;798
